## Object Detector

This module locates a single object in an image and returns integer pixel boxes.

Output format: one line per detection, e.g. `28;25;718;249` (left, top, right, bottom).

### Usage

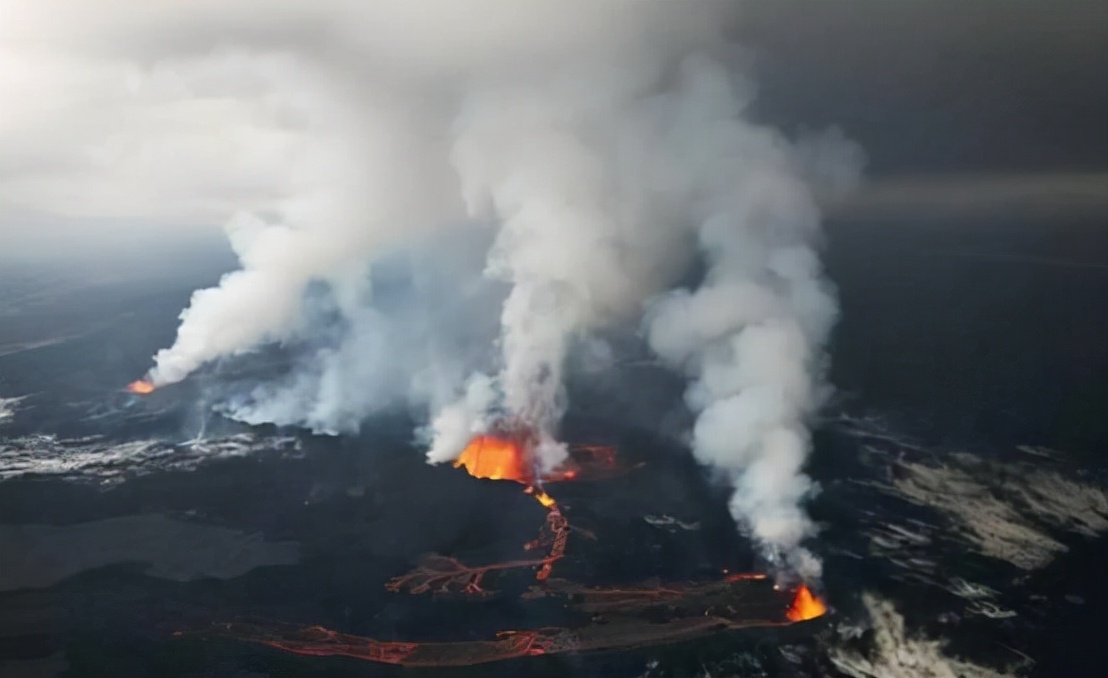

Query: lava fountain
453;431;536;484
786;584;828;622
124;379;156;395
453;429;624;486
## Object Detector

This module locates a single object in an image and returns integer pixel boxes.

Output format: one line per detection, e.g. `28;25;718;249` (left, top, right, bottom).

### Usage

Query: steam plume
645;115;860;576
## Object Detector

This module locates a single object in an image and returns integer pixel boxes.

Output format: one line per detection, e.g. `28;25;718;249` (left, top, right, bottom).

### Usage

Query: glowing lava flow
204;430;827;667
447;430;568;582
785;584;828;622
212;575;805;667
387;430;575;595
125;379;155;395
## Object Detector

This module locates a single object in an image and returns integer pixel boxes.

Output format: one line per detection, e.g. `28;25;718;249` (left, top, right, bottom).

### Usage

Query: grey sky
737;1;1108;174
1;1;1104;262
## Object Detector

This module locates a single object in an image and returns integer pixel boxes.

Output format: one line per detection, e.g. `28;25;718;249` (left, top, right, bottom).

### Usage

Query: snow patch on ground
838;415;1108;570
828;593;1025;678
0;432;301;482
888;455;1107;570
0;395;25;426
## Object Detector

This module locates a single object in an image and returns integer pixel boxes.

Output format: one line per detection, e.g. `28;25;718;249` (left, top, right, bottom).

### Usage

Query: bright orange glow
723;572;768;583
217;574;805;665
447;433;568;584
527;487;557;509
454;434;532;483
785;585;827;622
454;433;559;513
125;379;155;395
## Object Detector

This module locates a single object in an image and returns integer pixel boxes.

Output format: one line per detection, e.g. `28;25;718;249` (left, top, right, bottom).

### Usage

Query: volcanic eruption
99;0;856;596
442;425;594;584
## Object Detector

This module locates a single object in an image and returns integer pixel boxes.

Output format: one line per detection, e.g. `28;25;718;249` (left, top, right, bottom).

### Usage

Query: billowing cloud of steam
645;122;861;576
2;1;862;577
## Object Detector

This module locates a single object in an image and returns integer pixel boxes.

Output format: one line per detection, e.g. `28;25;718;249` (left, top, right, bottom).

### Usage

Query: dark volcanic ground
2;211;1108;677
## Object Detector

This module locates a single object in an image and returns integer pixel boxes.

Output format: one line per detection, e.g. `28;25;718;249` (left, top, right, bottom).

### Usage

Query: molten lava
213;574;803;667
526;486;557;509
202;427;826;667
453;429;626;487
446;430;569;583
125;379;155;395
785;584;827;622
723;572;768;583
454;434;533;483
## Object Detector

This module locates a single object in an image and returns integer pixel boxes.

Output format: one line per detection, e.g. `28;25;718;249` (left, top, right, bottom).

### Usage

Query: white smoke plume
214;230;504;436
2;1;862;576
645;118;862;577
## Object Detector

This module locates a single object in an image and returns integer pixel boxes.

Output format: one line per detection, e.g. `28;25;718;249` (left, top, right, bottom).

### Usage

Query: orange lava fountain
452;431;560;514
125;379;155;395
454;433;534;483
785;584;828;622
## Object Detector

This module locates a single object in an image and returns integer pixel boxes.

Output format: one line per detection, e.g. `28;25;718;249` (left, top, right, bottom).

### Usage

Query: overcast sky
2;1;1105;263
737;1;1108;175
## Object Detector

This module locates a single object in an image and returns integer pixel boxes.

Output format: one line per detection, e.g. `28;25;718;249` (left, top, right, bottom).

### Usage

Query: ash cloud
1;1;862;578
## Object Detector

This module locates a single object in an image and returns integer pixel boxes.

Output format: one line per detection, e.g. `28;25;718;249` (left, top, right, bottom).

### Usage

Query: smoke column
645;114;861;577
5;1;861;577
